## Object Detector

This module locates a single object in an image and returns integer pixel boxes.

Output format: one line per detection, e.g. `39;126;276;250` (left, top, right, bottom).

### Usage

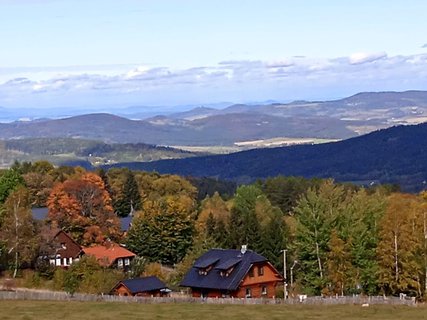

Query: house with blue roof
111;276;170;297
180;246;283;298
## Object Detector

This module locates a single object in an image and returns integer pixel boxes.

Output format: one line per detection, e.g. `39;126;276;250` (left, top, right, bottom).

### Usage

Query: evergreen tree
245;209;262;252
115;170;141;217
262;212;286;271
226;206;245;249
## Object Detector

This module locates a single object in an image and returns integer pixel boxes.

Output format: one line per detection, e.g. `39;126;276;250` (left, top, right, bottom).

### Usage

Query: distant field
172;137;338;154
0;300;426;320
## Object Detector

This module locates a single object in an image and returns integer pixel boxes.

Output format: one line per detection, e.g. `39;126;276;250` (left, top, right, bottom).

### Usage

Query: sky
1;0;427;109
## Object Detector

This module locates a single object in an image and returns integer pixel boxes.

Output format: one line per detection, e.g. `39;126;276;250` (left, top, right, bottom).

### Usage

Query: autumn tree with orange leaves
47;172;121;245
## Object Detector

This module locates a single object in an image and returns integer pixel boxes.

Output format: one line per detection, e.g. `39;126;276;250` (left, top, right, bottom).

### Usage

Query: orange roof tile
83;244;136;267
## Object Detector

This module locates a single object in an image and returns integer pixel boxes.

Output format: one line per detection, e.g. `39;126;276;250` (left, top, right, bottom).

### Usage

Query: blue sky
1;0;427;109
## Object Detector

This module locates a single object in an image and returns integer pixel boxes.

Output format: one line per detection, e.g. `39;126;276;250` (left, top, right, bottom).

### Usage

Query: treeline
1;138;198;167
0;161;426;298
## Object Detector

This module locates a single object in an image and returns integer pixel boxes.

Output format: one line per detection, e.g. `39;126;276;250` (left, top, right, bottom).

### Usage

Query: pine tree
115;170;141;217
262;212;285;271
245;209;262;252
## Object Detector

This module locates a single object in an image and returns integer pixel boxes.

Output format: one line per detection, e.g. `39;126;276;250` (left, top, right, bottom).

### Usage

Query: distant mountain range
104;122;427;192
0;90;426;146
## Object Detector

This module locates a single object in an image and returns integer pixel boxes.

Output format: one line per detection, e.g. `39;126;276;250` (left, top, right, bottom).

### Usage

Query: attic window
198;269;208;276
61;243;67;250
258;266;264;276
249;267;254;277
197;264;214;276
219;267;235;277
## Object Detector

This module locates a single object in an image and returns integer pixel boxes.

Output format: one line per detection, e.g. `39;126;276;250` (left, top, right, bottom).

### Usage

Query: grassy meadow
0;301;426;320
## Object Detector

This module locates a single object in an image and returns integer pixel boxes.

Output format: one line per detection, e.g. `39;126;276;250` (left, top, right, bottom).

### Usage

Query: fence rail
0;289;417;306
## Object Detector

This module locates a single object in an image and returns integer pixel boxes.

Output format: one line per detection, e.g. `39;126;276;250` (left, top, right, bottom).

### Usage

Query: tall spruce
262;212;286;271
115;169;141;217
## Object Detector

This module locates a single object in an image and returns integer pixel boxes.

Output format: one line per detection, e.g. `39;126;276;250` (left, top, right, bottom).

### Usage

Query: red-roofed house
83;243;136;269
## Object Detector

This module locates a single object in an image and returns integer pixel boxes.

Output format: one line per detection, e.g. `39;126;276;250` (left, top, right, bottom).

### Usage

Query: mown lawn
0;301;426;320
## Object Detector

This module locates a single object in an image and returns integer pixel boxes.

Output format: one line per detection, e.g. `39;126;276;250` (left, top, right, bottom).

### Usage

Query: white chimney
240;245;247;255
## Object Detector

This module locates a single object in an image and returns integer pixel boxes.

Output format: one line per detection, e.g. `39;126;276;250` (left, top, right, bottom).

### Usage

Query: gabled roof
194;257;219;269
83;244;136;267
180;248;269;291
53;230;83;258
114;276;169;294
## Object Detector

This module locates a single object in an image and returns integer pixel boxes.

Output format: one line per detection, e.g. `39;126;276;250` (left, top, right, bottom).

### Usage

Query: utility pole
282;249;287;300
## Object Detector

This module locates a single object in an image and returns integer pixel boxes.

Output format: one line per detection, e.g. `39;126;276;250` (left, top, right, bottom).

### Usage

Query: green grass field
0;301;426;320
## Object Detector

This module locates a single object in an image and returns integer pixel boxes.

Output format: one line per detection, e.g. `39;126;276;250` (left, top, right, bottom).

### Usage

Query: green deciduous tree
126;197;195;265
0;168;24;204
293;180;348;294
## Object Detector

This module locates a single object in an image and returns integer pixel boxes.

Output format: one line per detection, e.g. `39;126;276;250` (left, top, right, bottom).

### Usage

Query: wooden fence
0;289;417;306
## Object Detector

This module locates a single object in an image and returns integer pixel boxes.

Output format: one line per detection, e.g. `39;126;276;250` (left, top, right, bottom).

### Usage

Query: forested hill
106;123;427;192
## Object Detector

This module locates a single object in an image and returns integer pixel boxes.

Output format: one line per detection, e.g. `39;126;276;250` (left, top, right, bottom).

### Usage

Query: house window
56;256;61;266
69;257;73;265
248;267;254;277
118;258;123;268
261;286;267;295
245;288;252;298
63;258;68;266
124;258;130;266
258;266;264;276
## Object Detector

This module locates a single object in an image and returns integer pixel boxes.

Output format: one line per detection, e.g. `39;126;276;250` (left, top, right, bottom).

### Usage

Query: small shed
111;276;170;297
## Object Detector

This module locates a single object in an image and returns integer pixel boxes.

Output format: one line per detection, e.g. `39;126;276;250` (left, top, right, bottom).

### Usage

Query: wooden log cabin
111;276;170;297
180;246;283;298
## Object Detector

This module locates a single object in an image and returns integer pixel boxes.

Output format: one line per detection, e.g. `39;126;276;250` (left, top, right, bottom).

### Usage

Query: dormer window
61;243;67;250
198;269;208;276
219;266;235;277
194;257;219;276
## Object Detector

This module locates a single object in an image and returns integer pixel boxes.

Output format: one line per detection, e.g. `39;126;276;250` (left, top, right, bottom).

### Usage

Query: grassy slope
0;301;426;320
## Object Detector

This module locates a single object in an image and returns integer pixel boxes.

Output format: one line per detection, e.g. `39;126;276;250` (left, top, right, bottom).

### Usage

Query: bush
34;258;56;280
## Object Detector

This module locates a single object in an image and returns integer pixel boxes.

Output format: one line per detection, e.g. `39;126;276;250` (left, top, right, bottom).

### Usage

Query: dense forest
107;122;427;192
0;160;426;299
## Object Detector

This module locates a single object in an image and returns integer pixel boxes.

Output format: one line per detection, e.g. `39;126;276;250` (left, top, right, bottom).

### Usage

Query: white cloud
1;53;427;108
348;52;387;65
265;59;295;68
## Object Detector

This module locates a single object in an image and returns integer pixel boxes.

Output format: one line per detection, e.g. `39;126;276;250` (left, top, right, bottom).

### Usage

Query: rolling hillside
0;138;199;168
105;123;427;192
1;91;427;146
